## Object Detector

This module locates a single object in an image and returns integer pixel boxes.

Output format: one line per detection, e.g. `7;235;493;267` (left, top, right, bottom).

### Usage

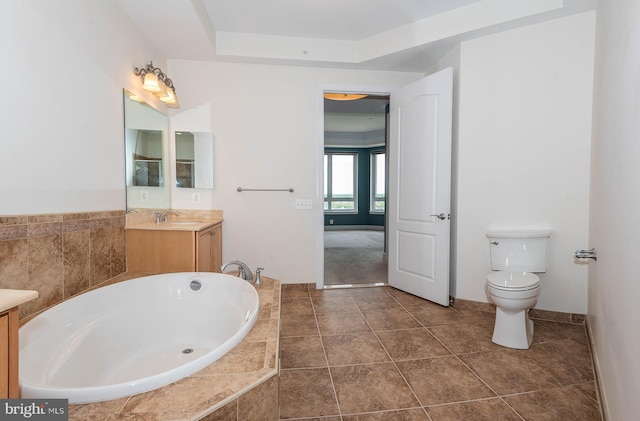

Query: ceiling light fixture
324;93;368;101
133;61;180;109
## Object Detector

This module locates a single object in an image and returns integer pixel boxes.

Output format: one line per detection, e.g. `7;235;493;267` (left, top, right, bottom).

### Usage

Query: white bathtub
19;272;259;404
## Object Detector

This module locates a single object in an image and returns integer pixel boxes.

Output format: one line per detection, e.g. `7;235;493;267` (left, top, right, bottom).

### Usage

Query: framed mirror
123;89;170;209
175;131;214;189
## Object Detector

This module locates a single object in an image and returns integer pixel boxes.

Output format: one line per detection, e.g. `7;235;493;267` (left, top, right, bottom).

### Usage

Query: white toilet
486;227;551;349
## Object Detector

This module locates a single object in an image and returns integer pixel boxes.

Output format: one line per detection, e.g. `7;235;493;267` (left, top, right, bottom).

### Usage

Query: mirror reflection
132;130;163;187
175;131;214;189
123;89;170;209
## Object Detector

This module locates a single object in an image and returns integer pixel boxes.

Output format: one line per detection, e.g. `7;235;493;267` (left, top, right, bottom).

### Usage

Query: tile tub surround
65;274;280;421
279;284;602;420
0;210;126;318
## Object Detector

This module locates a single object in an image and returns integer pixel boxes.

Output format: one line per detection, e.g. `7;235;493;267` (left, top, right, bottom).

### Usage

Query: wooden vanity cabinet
1;307;19;398
127;223;222;273
196;223;222;272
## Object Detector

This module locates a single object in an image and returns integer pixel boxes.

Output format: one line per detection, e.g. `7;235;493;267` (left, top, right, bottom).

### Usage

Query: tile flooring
278;284;602;420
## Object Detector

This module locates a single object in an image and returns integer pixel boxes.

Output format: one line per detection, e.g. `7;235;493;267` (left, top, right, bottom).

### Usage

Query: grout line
308;288;344;420
356;289;432;419
497;397;527;421
387;289;526;420
281;285;602;420
430;340;528;421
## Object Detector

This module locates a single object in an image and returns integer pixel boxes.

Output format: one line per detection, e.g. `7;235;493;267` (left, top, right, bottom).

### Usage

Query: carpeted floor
324;230;388;286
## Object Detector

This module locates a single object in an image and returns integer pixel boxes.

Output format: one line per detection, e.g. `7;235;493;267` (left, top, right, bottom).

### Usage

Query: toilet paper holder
575;248;597;261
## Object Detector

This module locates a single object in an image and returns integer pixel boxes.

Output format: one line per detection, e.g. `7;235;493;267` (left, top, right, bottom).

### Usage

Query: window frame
369;150;386;214
324;152;358;214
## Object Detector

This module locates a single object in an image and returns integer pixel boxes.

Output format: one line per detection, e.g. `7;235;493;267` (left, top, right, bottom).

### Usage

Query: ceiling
116;0;595;141
116;0;596;72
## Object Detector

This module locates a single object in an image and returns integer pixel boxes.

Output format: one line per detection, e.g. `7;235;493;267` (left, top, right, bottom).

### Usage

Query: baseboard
324;225;384;231
586;319;608;421
450;298;587;324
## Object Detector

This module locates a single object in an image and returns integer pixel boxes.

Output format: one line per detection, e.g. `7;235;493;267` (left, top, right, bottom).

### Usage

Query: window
370;151;385;212
324;153;357;212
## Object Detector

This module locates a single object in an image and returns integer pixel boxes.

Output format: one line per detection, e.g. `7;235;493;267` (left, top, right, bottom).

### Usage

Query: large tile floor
278;285;602;420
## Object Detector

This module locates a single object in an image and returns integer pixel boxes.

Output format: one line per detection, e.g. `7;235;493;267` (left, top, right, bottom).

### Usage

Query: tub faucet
155;209;178;223
221;260;254;283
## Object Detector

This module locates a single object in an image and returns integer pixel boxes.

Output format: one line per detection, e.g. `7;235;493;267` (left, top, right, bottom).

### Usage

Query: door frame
315;83;399;290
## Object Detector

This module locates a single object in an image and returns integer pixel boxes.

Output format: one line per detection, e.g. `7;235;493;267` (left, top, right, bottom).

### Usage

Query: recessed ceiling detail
117;0;596;71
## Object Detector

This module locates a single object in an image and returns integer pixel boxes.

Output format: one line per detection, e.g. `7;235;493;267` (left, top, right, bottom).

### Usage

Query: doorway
316;69;453;302
322;93;390;287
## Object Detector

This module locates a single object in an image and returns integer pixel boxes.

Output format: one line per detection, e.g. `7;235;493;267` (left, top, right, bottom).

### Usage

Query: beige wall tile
1;210;126;319
110;223;126;276
28;234;63;313
0;239;28;290
64;230;91;297
90;227;111;285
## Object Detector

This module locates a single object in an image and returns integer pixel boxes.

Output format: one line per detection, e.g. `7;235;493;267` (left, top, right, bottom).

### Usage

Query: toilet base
491;307;534;349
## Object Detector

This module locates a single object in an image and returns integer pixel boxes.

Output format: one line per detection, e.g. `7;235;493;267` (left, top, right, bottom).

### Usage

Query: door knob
430;213;447;220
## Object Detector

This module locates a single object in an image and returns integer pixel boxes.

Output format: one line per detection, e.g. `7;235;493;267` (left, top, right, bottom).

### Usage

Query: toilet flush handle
489;241;499;245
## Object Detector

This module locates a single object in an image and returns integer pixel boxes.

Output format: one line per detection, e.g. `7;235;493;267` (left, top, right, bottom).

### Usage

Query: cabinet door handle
211;231;216;236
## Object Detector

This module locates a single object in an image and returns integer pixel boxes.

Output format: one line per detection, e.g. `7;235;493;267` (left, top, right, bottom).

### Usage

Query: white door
388;67;453;306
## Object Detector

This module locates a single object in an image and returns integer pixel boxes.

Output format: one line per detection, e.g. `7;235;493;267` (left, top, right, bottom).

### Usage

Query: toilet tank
487;228;551;272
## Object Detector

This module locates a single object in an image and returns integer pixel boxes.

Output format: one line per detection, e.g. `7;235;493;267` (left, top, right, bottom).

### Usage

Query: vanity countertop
0;289;39;313
127;218;222;232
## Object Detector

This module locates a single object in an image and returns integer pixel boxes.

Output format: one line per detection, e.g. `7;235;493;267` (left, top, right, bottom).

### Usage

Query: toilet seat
487;271;540;291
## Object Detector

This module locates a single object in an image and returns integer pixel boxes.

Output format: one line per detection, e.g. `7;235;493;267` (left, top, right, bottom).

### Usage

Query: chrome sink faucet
154;209;178;223
221;260;254;283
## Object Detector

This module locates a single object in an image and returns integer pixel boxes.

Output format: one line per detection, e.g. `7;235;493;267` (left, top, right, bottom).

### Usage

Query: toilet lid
487;272;540;291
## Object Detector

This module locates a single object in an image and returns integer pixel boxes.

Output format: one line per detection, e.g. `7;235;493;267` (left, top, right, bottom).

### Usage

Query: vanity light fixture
133;61;180;108
324;93;368;101
127;93;145;103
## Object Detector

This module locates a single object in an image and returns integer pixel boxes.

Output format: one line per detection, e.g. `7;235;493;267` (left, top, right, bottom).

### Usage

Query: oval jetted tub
19;272;259;404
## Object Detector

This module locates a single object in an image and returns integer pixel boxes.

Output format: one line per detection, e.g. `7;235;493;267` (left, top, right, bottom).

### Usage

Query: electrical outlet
140;191;148;201
329;219;334;224
192;193;201;203
295;199;312;210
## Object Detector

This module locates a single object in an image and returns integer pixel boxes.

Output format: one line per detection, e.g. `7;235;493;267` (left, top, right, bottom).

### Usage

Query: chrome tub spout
221;260;254;283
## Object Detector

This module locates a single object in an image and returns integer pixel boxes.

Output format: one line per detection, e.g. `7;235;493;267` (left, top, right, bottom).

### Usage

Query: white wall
455;12;596;313
0;0;166;215
589;1;640;418
167;60;421;283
